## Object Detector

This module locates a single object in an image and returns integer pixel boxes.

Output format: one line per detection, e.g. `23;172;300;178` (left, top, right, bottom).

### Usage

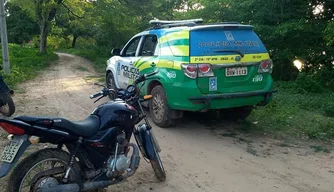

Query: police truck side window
124;37;141;57
140;35;157;57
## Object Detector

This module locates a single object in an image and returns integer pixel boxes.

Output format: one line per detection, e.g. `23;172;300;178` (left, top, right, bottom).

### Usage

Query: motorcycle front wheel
0;93;15;117
149;133;166;181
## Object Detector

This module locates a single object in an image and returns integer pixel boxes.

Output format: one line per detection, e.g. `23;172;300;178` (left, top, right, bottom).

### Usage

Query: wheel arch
147;80;163;95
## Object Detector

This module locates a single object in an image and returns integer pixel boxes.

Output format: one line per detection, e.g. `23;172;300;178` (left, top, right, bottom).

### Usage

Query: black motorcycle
0;70;165;192
0;74;15;117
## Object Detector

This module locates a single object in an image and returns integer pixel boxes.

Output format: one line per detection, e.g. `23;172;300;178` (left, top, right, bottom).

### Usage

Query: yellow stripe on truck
190;53;270;64
158;30;190;44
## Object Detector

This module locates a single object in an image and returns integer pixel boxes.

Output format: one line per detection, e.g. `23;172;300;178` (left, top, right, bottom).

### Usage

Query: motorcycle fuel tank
91;99;139;131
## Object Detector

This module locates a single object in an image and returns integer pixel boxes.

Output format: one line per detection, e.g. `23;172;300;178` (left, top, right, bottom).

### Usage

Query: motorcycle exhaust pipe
41;144;141;192
40;180;119;192
126;143;140;177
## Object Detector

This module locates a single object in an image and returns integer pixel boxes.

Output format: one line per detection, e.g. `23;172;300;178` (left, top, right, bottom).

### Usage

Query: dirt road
4;53;334;192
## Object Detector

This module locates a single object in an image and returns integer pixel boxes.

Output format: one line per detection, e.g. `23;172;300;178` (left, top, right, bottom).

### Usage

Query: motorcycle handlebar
90;70;158;100
90;91;103;99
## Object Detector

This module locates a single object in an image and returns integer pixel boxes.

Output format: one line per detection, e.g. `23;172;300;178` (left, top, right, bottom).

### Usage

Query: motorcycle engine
106;154;131;178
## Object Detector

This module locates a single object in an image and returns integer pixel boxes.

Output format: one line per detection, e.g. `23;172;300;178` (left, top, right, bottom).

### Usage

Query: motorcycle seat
14;115;100;138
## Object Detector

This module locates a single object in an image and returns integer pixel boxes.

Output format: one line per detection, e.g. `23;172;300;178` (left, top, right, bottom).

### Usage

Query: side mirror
111;48;121;56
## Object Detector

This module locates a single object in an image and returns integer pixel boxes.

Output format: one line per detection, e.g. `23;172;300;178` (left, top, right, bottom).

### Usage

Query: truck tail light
198;64;214;77
181;64;198;79
258;59;273;73
181;64;214;79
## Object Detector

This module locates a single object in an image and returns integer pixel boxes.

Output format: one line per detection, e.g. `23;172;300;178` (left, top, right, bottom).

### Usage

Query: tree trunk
72;35;78;48
39;21;50;53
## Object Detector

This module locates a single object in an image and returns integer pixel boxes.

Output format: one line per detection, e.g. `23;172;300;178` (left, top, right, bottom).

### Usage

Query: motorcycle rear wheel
0;93;15;117
6;148;80;192
6;148;105;192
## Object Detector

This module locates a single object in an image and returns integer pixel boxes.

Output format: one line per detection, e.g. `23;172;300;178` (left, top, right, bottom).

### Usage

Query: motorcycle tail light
0;122;25;135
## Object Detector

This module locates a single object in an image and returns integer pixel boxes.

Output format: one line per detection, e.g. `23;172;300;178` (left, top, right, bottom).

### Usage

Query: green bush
249;82;334;140
323;104;334;118
0;44;58;88
316;67;334;91
306;121;334;140
295;72;325;93
48;36;71;50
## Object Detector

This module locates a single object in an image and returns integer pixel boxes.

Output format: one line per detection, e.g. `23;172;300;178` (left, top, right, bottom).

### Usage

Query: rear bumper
188;90;277;112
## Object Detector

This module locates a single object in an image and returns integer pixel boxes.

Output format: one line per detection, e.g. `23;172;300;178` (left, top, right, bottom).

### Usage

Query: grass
310;145;330;153
248;81;334;141
0;44;58;88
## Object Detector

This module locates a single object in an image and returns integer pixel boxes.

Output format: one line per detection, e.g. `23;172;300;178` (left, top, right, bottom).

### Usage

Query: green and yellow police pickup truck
106;19;275;128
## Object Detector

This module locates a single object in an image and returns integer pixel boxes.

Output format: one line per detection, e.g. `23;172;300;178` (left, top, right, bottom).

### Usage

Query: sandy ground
1;53;334;192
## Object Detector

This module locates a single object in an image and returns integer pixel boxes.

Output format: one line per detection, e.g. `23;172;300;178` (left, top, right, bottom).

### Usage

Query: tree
11;0;88;53
5;2;39;44
54;0;95;48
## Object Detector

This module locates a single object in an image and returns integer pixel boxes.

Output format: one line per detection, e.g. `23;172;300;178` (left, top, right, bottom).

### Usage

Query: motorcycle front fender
135;124;157;160
0;135;30;178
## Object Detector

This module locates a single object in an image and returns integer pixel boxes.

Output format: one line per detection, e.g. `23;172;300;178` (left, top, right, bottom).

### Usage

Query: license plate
0;139;24;163
225;67;248;77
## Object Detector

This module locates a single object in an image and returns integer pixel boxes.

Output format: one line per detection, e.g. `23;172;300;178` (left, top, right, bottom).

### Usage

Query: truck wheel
219;106;253;121
149;85;174;128
106;72;116;100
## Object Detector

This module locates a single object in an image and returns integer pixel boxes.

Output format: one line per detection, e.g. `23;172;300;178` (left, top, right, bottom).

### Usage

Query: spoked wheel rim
19;158;74;192
0;103;10;115
152;94;165;121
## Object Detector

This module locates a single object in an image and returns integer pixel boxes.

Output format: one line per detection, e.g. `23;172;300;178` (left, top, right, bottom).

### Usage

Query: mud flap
0;135;30;178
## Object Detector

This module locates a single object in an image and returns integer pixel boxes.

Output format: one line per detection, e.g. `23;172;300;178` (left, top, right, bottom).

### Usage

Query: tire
106;72;117;100
219;106;253;121
0;93;15;117
6;148;82;192
150;136;166;181
149;85;174;127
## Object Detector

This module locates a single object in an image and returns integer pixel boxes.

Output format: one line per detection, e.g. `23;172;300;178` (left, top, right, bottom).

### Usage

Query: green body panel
139;66;273;111
197;71;273;94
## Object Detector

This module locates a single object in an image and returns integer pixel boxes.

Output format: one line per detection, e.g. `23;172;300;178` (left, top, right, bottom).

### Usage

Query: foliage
295;73;325;93
47;35;71;50
0;44;58;88
325;21;334;46
6;2;39;44
249;81;334;140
